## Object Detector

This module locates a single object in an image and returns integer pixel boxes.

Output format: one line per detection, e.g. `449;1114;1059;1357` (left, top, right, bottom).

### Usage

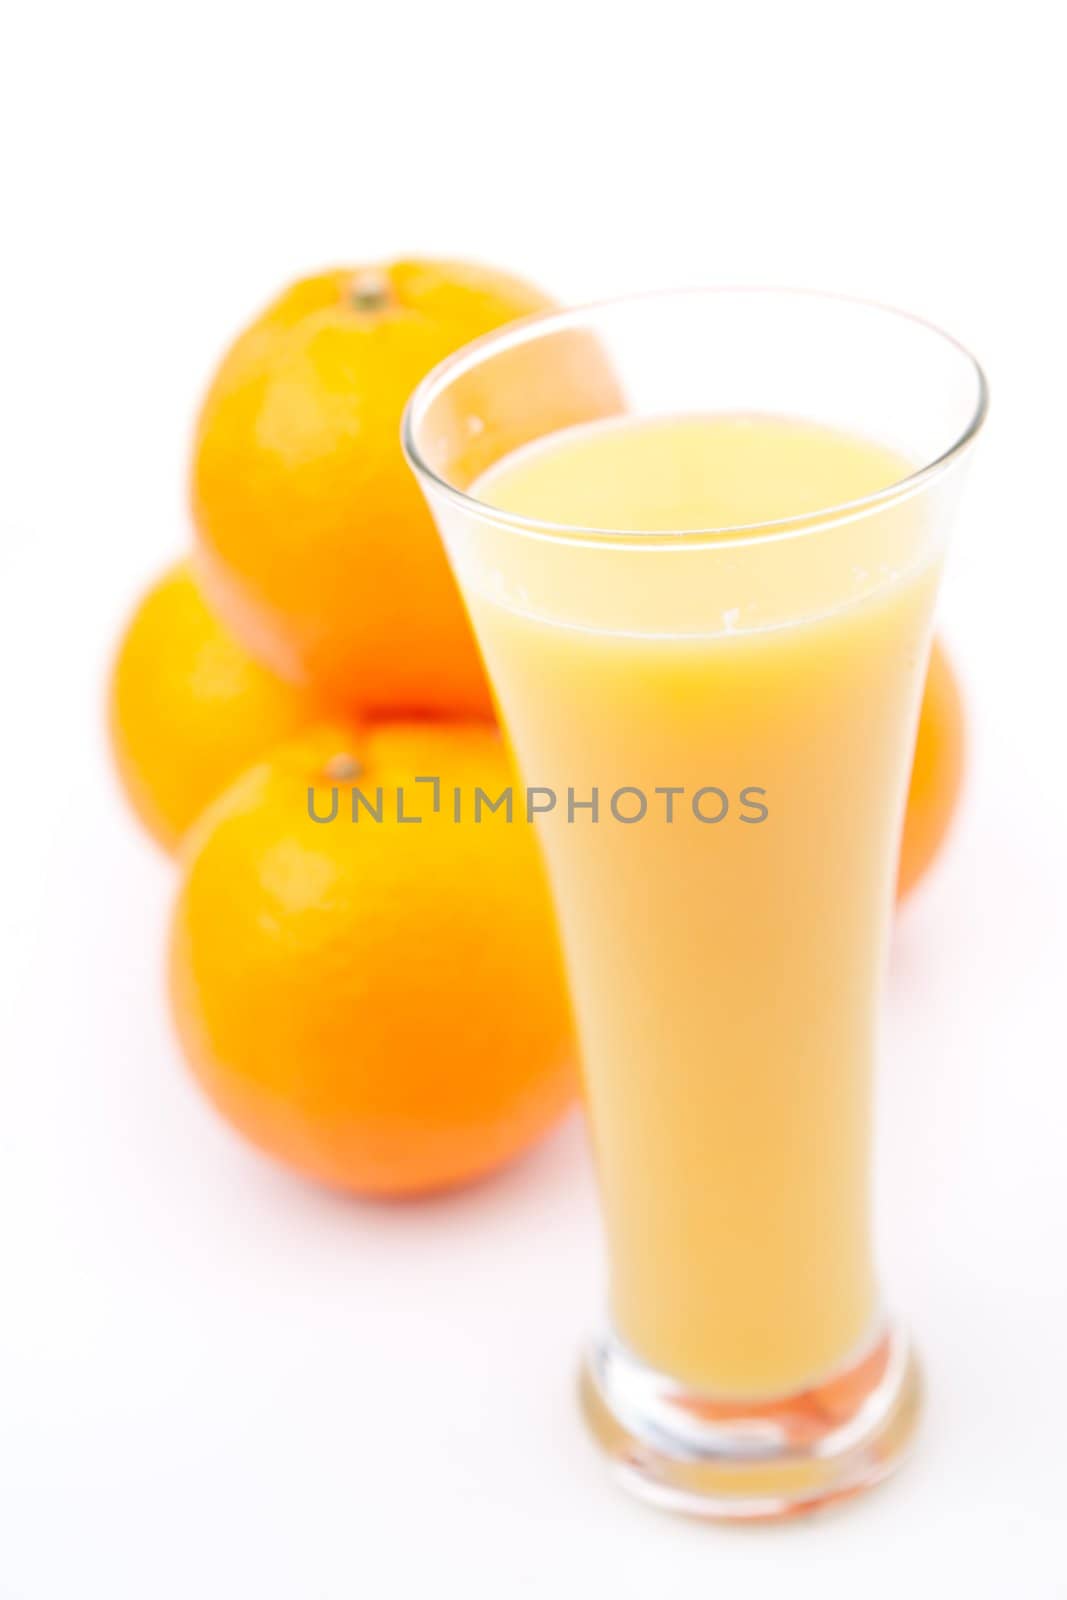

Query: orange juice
470;415;937;1398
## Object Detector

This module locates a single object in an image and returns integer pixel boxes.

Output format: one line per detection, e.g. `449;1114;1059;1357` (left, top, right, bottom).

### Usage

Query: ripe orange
108;559;320;853
169;721;576;1195
190;260;556;719
898;638;966;899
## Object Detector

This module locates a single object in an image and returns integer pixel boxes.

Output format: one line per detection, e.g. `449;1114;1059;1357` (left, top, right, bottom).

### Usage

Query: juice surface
470;415;936;1398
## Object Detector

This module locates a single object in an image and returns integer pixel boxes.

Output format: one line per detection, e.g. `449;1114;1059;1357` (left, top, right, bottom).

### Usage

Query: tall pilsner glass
403;290;986;1520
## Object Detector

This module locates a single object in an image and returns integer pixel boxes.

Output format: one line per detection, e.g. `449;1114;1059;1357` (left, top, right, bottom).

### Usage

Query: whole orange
169;721;576;1195
190;260;555;720
898;638;966;899
108;559;320;853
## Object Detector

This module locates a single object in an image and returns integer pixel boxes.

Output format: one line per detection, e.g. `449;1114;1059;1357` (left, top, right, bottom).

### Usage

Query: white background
2;1;1066;1595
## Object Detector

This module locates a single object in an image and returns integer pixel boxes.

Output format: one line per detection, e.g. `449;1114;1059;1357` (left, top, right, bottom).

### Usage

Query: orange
190;260;556;719
898;638;966;898
108;559;320;853
169;721;576;1195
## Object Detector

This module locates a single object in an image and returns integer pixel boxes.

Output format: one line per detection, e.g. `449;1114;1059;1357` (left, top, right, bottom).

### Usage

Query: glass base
580;1322;920;1522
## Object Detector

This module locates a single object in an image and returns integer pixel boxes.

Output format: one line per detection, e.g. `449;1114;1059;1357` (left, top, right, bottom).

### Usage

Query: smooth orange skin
108;559;321;853
169;722;576;1196
897;638;966;899
190;260;557;720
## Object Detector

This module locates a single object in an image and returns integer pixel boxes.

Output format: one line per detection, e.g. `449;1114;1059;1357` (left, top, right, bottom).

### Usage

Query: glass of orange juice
403;290;986;1520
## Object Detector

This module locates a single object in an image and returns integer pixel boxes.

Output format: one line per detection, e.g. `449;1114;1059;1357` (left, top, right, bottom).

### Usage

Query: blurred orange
898;638;966;898
169;721;576;1195
109;560;320;852
190;259;555;720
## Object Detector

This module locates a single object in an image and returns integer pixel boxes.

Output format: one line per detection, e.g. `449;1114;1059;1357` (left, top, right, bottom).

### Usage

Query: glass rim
401;286;989;550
